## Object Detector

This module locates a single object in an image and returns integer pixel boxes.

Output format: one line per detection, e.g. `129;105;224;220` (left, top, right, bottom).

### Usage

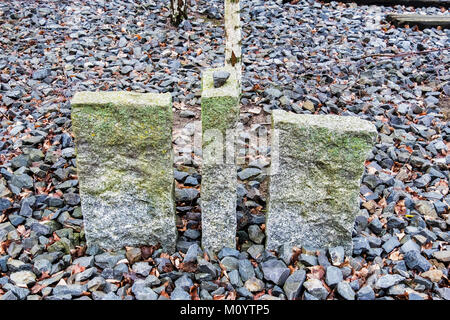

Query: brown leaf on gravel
400;145;413;154
16;225;26;235
30;283;45;294
160;289;170;299
72;246;86;258
250;260;259;268
423;242;433;250
325;286;335;300
227;291;236;300
35;186;48;195
250;206;263;215
253;84;262;91
291;247;302;265
160;252;170;259
354;267;369;279
398;292;409;300
253;291;266;300
395;232;405;241
362;200;378;213
177;220;187;232
1;240;12;253
218;262;228;273
161;263;174;273
140;245;155;259
388;250;402;261
149;267;158;276
395;199;407;215
288;265;296;274
190;285;200;300
54;190;64;198
377;197;387;208
203;251;210;262
307;265;325;280
122;272;137;284
42;139;52;153
52;232;61;242
70;265;85;275
126;287;133;296
179;262;198;273
37;271;51;281
405;186;421;199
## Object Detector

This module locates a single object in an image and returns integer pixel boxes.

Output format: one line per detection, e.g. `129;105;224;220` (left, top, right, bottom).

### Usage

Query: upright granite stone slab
71;91;177;252
201;67;240;252
266;110;377;254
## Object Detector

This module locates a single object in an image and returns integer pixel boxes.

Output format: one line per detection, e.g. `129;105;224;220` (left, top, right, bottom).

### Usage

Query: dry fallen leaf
307;265;325;280
30;283;45;294
388;250;402;261
71;264;86;275
253;291;266;300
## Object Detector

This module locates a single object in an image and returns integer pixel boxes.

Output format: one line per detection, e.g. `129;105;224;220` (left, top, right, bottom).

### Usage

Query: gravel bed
0;0;448;300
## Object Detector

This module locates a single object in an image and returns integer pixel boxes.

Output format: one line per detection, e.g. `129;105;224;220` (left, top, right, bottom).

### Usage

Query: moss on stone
201;96;239;134
71;91;171;107
71;91;174;200
200;68;239;252
266;110;377;253
201;67;239;98
201;67;240;162
47;238;71;254
72;102;172;157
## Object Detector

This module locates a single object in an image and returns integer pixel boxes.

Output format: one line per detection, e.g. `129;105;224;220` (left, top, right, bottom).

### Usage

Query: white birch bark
224;0;242;88
170;0;188;26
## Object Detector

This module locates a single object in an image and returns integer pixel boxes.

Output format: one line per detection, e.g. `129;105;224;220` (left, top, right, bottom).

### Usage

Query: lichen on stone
266;110;377;254
200;68;239;253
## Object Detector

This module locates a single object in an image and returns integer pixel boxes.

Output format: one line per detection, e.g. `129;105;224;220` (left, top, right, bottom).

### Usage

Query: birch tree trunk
224;0;242;87
170;0;188;26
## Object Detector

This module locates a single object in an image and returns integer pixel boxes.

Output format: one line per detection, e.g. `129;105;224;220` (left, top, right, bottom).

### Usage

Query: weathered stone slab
201;67;240;252
266;110;377;254
71;91;177;252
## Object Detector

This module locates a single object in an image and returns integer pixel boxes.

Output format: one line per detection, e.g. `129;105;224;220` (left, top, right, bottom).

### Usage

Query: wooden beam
387;14;450;29
320;0;449;8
